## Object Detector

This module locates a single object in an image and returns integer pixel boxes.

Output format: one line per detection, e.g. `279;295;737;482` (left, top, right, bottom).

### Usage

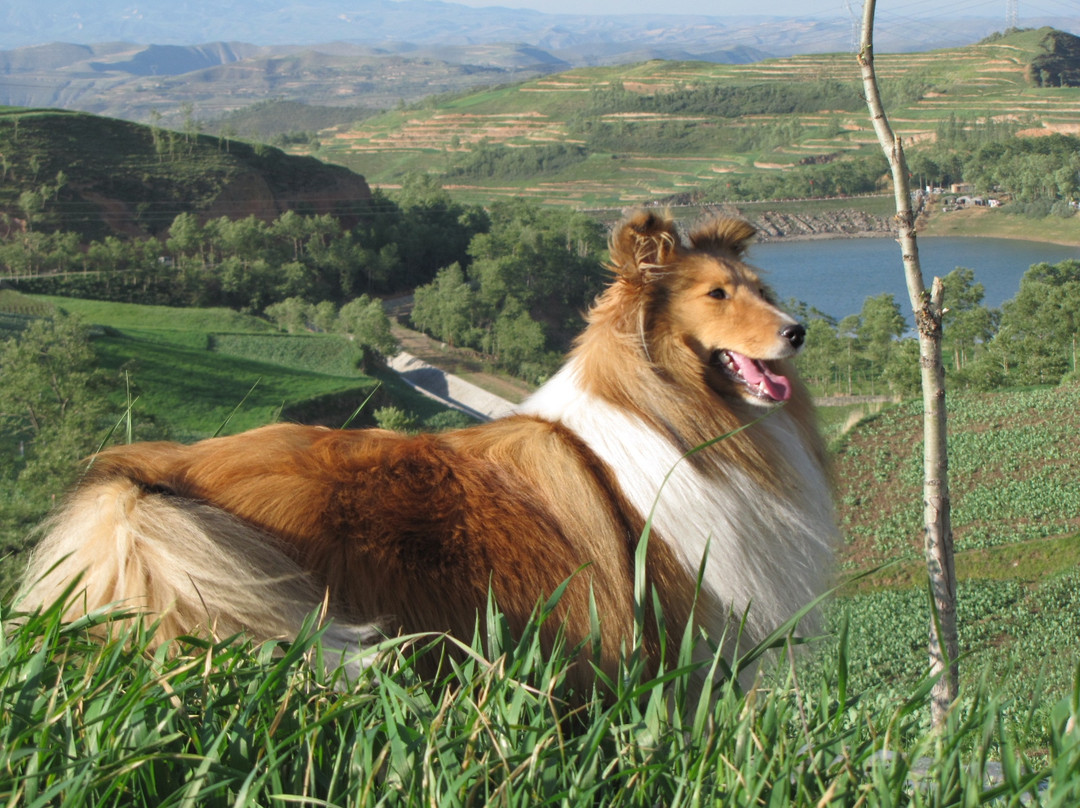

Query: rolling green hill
0;107;372;242
4;29;1077;235
0;290;465;442
306;28;1080;208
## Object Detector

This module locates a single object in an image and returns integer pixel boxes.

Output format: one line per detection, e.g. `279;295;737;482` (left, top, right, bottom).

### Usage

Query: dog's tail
15;478;380;669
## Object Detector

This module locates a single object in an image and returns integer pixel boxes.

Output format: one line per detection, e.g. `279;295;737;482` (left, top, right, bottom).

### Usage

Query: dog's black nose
781;323;806;349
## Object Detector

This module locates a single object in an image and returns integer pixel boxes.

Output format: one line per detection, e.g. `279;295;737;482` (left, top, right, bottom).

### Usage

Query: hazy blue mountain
3;1;1077;128
3;0;1068;57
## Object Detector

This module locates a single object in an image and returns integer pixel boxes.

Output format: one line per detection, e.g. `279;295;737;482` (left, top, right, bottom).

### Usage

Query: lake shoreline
751;207;1080;249
764;229;1080;248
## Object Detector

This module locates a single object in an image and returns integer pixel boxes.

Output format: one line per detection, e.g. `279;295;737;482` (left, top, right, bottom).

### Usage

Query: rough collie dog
16;210;836;691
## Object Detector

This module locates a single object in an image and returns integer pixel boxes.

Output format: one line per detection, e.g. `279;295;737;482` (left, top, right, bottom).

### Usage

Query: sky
446;0;1070;21
447;0;848;13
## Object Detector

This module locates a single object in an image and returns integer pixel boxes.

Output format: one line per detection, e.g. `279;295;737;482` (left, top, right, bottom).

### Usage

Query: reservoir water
751;236;1080;321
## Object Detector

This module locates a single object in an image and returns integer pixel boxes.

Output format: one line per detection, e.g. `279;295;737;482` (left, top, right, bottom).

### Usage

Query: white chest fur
522;358;836;649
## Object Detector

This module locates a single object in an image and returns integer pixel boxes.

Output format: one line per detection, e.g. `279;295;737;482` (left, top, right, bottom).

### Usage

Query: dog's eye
708;288;728;300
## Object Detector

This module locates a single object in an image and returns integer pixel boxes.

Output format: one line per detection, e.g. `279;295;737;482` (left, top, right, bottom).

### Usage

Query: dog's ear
608;210;680;284
688;217;757;258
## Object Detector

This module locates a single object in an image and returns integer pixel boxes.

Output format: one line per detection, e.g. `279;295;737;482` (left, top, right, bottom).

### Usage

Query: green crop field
835;386;1080;563
37;295;381;439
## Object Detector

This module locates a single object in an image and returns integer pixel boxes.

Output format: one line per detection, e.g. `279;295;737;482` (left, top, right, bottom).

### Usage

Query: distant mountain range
2;1;1077;128
4;0;1077;57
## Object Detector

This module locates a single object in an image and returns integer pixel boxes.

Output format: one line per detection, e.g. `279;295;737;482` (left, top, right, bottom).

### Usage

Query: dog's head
607;210;805;406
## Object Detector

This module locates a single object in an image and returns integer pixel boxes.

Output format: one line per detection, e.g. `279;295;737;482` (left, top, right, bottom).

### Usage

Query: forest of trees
576;80;872;121
410;200;608;382
445;143;588;181
793;259;1080;397
907;131;1080;215
4;172;1078;393
1;174;490;311
699;154;890;203
3;118;1080;395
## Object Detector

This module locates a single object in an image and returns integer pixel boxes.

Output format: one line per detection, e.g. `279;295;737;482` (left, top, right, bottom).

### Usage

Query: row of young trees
4;164;1076;395
1;174;489;312
264;293;398;367
794;259;1080;397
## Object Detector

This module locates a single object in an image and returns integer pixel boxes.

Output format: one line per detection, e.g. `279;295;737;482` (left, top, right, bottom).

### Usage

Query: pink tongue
727;351;792;402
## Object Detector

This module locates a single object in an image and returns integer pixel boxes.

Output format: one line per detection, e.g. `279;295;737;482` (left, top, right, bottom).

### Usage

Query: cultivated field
306;29;1080;208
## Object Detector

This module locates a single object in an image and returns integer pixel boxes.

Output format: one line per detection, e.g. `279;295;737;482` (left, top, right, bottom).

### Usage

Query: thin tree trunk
857;0;958;727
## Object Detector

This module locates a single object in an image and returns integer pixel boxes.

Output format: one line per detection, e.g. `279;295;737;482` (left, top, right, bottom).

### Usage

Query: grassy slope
0;106;367;242
309;29;1080;208
921;203;1080;246
44;294;370;438
5;291;463;441
6;599;1076;806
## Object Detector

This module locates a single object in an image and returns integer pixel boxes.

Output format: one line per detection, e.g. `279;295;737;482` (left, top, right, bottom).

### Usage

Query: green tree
795;317;842;391
837;313;862;395
18;189;44;232
940;267;997;372
0;314;113;490
336;295;398;363
311;300;339;334
391;174;489;287
409;200;605;377
411;263;477;349
857;293;907;375
467;199;606;329
882;338;922;397
265;297;313;334
166;213;206;263
493;298;547;378
992;259;1080;384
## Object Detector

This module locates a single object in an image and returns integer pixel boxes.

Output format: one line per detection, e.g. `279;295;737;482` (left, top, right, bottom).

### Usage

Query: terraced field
306;29;1080;208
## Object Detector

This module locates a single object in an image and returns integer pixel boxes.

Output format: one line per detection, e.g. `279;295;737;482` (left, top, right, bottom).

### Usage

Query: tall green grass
3;584;1079;806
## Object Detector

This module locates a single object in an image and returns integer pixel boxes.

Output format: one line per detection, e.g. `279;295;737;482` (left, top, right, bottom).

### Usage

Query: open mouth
712;349;793;403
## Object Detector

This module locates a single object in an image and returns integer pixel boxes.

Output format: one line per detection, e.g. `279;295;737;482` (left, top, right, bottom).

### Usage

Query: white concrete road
386;351;518;422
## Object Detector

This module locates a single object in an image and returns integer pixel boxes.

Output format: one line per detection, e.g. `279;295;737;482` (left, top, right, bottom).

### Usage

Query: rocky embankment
742;208;894;241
